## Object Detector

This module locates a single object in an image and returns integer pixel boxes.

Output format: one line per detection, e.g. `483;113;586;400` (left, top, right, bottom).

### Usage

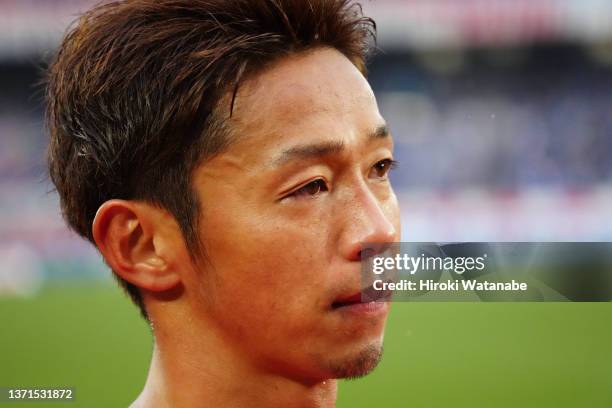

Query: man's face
187;47;401;381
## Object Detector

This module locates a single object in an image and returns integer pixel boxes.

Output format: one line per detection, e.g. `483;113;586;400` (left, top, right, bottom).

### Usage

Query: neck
130;312;338;408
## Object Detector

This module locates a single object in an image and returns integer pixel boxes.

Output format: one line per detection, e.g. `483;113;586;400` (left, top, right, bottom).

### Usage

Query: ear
92;199;182;292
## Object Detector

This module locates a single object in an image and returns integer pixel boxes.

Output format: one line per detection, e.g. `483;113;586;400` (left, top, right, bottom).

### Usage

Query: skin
93;47;401;408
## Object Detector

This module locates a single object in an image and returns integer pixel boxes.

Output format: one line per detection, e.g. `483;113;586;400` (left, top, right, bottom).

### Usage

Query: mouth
331;285;393;310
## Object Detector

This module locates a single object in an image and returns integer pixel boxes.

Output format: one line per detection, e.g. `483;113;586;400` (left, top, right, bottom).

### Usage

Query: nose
340;184;398;262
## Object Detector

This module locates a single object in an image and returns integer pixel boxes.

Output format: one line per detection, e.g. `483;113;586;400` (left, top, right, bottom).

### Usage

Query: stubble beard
324;343;384;380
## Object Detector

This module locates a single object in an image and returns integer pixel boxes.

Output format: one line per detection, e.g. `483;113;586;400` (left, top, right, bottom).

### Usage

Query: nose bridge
339;179;397;261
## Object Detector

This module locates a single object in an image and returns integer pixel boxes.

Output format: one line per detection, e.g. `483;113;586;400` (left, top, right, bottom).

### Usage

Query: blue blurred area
372;46;612;190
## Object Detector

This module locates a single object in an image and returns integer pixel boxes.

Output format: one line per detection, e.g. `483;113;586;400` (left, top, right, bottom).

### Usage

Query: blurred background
0;1;611;407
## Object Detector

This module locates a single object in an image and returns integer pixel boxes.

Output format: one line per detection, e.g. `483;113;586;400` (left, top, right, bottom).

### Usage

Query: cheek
202;194;334;271
196;205;333;321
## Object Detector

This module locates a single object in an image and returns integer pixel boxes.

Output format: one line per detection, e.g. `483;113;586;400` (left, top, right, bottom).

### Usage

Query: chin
325;342;384;380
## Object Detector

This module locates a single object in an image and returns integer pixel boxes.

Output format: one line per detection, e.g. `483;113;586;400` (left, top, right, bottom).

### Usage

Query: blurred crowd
372;45;612;190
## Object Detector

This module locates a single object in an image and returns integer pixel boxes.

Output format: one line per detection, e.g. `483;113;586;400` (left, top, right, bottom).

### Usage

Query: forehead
226;47;381;150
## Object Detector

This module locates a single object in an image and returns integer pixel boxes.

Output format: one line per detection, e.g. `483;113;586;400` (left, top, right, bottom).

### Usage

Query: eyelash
371;158;399;179
287;158;398;199
290;179;329;198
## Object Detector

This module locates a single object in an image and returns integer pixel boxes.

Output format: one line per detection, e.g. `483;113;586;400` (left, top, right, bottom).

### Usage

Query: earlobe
92;199;181;292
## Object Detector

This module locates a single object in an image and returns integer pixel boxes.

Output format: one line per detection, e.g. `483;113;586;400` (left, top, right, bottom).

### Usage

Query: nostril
358;242;395;261
358;245;381;261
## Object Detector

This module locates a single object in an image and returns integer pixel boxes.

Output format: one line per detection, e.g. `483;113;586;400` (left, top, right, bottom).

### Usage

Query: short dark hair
45;0;376;320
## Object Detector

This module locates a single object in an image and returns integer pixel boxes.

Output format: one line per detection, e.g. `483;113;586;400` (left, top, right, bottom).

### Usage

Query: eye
290;179;329;198
370;158;398;179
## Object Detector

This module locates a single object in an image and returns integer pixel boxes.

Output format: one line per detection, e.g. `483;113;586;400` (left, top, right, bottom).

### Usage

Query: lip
332;300;389;316
331;286;392;316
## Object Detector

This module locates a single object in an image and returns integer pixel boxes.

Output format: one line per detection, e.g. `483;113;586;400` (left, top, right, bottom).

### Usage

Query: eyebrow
272;124;390;167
